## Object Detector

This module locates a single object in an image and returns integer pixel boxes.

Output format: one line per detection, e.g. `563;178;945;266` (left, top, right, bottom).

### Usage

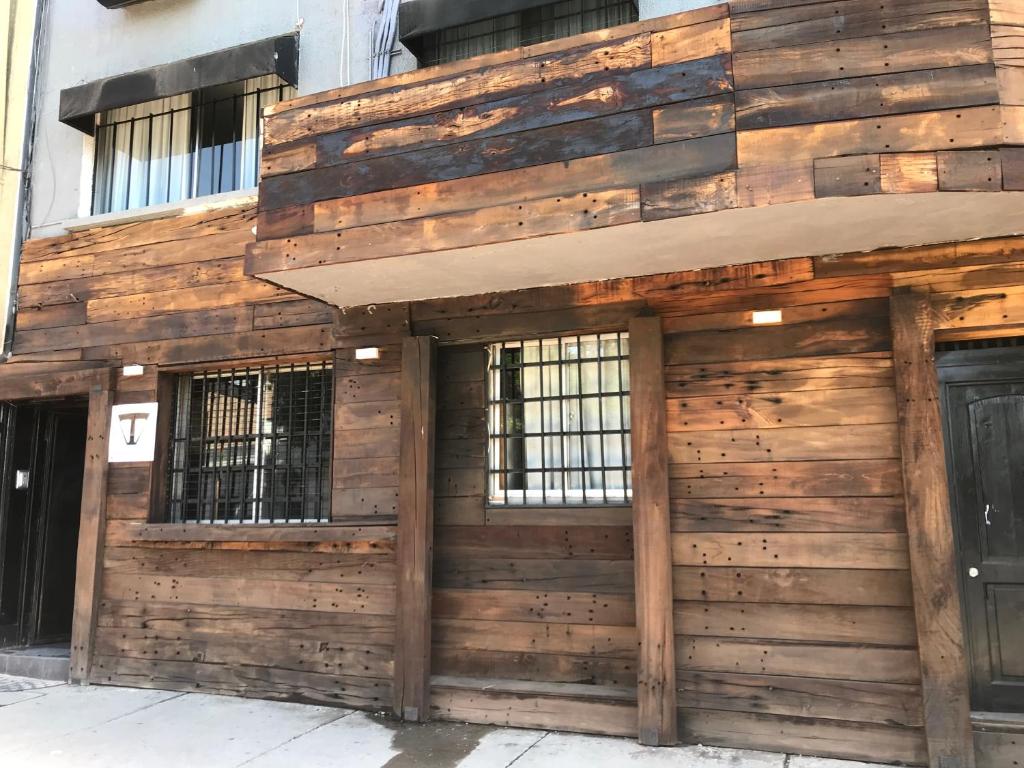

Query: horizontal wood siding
5;204;398;710
429;344;639;735
247;0;1017;287
661;277;927;764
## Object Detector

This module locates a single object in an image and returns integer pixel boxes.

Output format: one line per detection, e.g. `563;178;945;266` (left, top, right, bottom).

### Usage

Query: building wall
29;0;703;233
6;189;1024;762
429;344;639;735
13;202;400;709
0;0;40;350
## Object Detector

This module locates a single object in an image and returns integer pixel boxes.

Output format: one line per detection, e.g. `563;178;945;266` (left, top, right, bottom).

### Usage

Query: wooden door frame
888;287;1024;767
0;366;113;682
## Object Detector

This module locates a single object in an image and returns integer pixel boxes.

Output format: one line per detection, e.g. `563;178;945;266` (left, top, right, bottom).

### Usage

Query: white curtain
489;333;631;505
93;93;191;213
94;75;296;214
238;74;294;191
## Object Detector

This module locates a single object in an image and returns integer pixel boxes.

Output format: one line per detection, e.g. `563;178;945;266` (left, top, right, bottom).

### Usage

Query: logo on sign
109;403;159;463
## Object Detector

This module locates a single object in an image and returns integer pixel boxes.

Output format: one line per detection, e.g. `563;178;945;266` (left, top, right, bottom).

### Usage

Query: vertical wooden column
394;335;438;721
70;379;113;684
628;315;678;746
890;289;975;768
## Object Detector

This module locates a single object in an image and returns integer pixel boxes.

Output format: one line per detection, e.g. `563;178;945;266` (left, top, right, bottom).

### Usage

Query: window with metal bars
91;74;295;215
417;0;638;67
165;362;333;524
487;333;631;505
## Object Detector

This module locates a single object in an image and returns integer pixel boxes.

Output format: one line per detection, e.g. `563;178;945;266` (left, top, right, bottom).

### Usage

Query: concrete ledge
0;651;70;682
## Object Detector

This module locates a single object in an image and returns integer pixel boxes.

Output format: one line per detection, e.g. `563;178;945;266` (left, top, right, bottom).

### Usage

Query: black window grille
418;0;639;67
487;333;631;505
166;362;333;524
92;75;295;215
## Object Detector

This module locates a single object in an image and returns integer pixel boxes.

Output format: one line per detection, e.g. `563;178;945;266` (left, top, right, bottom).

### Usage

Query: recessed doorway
0;399;89;659
938;340;1024;715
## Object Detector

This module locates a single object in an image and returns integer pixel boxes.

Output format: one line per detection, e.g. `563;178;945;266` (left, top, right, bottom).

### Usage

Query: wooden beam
393;335;438;721
628;315;678;746
889;288;975;768
70;380;114;683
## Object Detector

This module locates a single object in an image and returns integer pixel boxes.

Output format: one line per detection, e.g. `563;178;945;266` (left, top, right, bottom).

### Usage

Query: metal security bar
166;362;333;524
92;77;294;215
487;333;631;505
420;0;638;66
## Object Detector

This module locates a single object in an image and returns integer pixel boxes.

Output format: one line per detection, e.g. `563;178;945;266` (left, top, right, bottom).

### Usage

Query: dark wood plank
628;316;677;745
70;383;114;682
680;707;927;765
890;288;976;768
394;336;437;721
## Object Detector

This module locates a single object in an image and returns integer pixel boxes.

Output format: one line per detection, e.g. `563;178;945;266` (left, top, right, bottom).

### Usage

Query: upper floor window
487;333;631;505
417;0;638;67
165;361;333;525
91;74;296;215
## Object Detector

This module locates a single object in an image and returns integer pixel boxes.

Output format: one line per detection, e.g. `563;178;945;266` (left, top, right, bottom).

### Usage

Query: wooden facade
2;1;1024;766
246;0;1024;309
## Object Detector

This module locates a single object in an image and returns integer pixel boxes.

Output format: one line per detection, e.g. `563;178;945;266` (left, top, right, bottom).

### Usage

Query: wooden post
70;381;113;684
628;315;678;746
890;289;976;768
394;335;437;721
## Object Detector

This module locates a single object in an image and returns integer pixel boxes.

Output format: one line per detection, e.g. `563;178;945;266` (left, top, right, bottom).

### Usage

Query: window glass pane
419;0;638;66
166;362;332;524
93;74;296;215
487;332;631;505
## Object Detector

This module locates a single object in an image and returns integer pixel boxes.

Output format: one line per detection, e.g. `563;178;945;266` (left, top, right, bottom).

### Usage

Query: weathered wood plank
629;316;677;745
667;386;897;431
674;601;917;645
677;636;920;683
890;288;976;768
671;495;906;533
394;337;437;722
678;670;923;727
70;383;113;683
680;708;927;765
733;23;993;90
735;64;999;130
673;532;910;569
668;423;900;463
432;588;636;626
669;458;903;497
431;683;638;737
673;566;914;606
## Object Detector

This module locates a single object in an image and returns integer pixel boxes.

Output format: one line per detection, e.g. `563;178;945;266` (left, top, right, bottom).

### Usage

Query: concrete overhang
250;192;1024;308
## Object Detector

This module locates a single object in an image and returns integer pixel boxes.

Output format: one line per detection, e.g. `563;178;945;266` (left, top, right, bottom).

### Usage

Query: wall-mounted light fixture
355;347;381;361
122;364;145;377
752;310;783;325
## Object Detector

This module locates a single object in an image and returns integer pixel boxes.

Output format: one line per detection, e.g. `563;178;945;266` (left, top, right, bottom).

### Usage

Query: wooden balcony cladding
247;0;1022;293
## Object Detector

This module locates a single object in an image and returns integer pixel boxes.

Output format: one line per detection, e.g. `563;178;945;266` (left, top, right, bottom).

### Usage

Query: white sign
108;403;159;463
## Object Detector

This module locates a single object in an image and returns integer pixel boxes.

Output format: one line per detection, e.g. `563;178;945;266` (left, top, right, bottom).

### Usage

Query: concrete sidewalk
0;674;888;768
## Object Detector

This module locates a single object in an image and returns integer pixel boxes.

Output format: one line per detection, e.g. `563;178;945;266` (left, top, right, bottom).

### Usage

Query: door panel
32;409;87;643
0;402;87;648
942;364;1024;714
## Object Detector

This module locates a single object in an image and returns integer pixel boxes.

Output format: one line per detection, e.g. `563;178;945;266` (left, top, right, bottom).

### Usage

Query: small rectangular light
752;310;783;325
122;364;145;377
355;347;381;361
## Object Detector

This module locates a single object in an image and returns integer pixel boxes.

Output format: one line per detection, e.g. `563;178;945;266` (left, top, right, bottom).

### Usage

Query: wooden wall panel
661;275;927;764
2;203;398;711
249;0;1018;295
428;341;639;734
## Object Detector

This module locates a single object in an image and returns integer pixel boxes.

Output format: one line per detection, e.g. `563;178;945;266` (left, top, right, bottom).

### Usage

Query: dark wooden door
0;402;87;648
941;351;1024;713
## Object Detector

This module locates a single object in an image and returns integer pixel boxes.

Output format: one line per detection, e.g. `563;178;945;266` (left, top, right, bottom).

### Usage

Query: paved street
0;675;888;768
